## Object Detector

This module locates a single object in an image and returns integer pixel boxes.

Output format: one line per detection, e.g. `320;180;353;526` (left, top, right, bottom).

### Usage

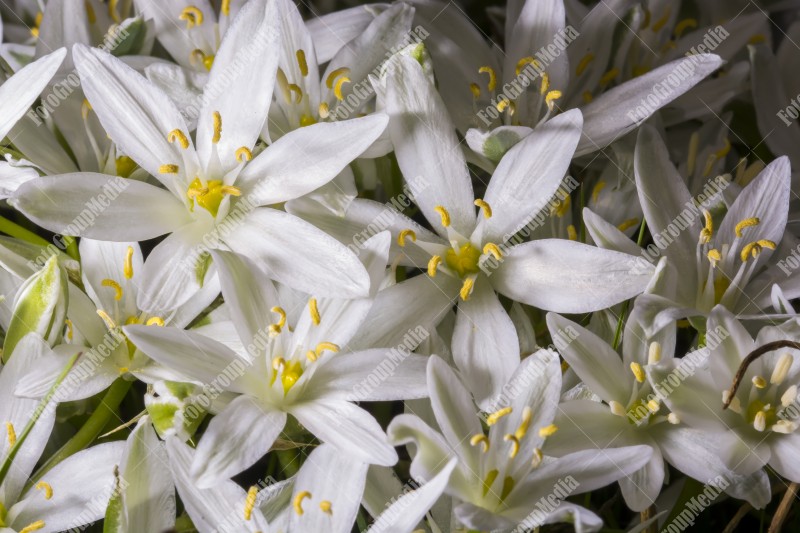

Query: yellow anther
244;485;258;520
296;50;309;77
715;137;731;159
220;185;241;196
609;400;626;416
648;342;662;365
707;248;721;266
6;422;16;446
179;6;204;28
65;318;74;341
754;410;767;432
35;481;53;500
771;353;793;385
326;67;351;88
567;224;578;241
108;0;120;23
516;57;536;76
538;424;558;438
235;147;253;162
202;54;215;71
101;279;123;301
333;77;351;101
212;111;222;144
269;306;287;336
630;362;646;383
735;217;760;237
287;84;303;104
293;491;312;515
545;90;562;109
318;102;330;119
479;66;497;92
85;1;96;24
752;375;767;389
647;399;660;413
459;276;475;301
582;91;593;103
470;433;490;452
272;356;286;371
306;350;318;362
97;309;118;330
146;316;165;326
514;406;532;439
167;129;190;149
486;406;513;426
398;229;417;247
617;218;639;232
591;181;606;204
315;342;339;357
309;298;320;325
540;72;550;95
158;164;179;174
482;243;502;261
503;434;520;458
740;240;776;262
19;521;46;533
427;255;442;277
673;18;697;38
651;7;671;32
221;0;230;15
474;199;492;218
320;500;332;514
496;99;510;113
124;246;134;279
434;206;450;227
531;447;543;467
700;209;714;243
469;82;481;99
599;68;620;87
576;53;594;76
118;366;129;374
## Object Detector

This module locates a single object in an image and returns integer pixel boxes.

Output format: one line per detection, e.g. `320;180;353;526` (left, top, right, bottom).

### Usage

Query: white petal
80;239;143;319
11;173;191;241
193;396;286;487
307;5;381;63
492;239;654;313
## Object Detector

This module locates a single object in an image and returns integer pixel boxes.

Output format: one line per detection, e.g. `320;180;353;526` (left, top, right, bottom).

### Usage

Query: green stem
0;351;80;488
62;235;80;261
28;378;132;485
0;215;50;247
611;219;648;351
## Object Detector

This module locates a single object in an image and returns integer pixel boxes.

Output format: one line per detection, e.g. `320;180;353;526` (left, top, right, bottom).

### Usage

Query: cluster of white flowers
0;0;797;531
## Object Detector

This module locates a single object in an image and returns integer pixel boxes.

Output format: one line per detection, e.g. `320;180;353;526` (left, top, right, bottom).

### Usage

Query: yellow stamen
212;111;222;144
272;357;286;371
35;481;53;499
101;279;123;301
707;248;721;267
752;375;767;389
296;50;309;77
591;181;606;204
97;309;118;330
287;84;303;104
124;246;134;279
478;66;496;92
715;137;731;159
609;400;626;416
244;485;258;520
108;0;120;23
735;217;760;238
326;67;351;88
486;406;512;425
65;318;73;341
647;399;660;413
158;164;179;174
320;500;332;514
167;129;190;149
514;406;532;439
427;255;442;277
221;0;230;15
146;316;165;326
740;240;776;262
179;6;204;28
673;18;697;38
398;229;417;247
754;411;766;432
19;521;46;533
648;342;662;365
469;83;481;99
6;422;16;446
269;306;287;336
309;298;320;325
434;206;450;227
700;209;713;243
651;7;671;32
496;99;510;113
531;447;543;467
81;98;92;119
567;224;578;241
470;433;490;452
771;353;793;385
516;57;536;76
220;185;241;196
630;362;646;383
118;366;129;374
293;491;311;515
545;90;562;109
306;350;318;362
235;147;253;162
617;218;639;232
503;434;520;458
315;342;339;358
85;1;96;24
599;68;620;86
474;199;492;218
540;72;550;95
459;276;475;301
538;424;558;438
576;53;594;76
482;243;502;261
333;77;351;101
318;102;330;119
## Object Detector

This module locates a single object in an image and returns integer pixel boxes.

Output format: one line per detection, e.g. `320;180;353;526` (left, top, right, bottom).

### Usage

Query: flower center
187;178;240;218
445;243;481;278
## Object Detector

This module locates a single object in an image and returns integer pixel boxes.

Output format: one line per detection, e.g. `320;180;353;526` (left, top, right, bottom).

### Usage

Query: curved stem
28;378;132;486
0;215;50;247
723;340;800;409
